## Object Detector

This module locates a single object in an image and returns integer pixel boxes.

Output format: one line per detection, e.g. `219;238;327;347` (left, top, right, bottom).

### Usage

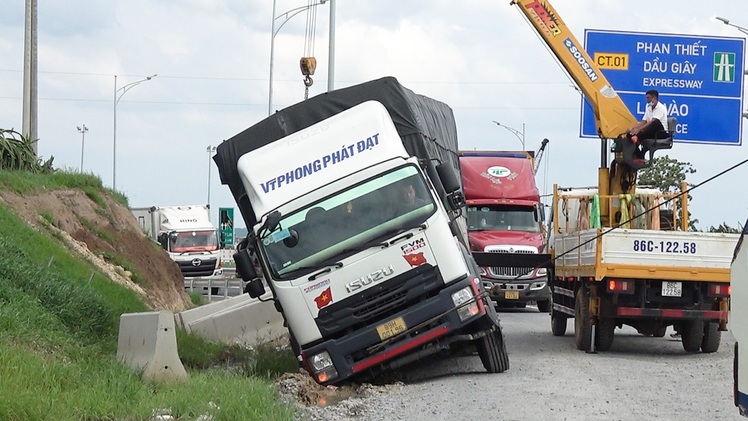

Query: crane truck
512;0;739;352
213;77;509;385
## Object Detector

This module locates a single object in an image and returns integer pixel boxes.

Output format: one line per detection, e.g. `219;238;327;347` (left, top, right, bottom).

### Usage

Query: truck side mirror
435;163;461;193
157;233;168;250
233;249;258;281
259;211;282;238
244;278;266;298
447;191;466;211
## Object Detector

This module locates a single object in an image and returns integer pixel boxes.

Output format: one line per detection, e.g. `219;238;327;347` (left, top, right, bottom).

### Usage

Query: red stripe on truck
352;325;449;373
616;307;727;320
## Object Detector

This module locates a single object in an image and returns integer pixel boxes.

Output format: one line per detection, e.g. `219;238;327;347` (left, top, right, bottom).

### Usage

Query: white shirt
643;101;668;131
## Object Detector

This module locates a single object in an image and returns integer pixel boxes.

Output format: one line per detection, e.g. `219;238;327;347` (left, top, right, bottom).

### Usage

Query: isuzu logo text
345;265;395;293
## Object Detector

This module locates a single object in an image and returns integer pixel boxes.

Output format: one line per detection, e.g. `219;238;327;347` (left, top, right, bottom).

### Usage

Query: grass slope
0;171;297;421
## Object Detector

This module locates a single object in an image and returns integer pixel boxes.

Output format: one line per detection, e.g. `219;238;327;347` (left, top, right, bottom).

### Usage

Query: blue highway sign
581;30;745;145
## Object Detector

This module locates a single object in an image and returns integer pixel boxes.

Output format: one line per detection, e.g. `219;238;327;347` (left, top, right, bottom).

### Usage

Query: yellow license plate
504;291;520;300
376;317;407;341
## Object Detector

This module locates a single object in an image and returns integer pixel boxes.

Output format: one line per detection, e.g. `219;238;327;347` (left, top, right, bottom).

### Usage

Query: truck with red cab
460;150;550;312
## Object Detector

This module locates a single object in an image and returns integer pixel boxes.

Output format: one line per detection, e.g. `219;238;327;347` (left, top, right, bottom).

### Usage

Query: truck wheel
537;300;550;313
653;326;667;338
476;326;509;373
551;314;567;336
680;320;704;353
595;317;616;352
701;322;721;353
574;288;591;351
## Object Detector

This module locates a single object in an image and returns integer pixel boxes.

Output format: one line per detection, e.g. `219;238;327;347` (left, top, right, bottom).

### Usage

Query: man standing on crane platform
627;89;669;143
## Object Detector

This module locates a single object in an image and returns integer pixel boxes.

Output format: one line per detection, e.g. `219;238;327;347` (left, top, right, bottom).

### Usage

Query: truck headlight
530;281;547;290
309;351;338;383
535;268;547;277
452;287;480;322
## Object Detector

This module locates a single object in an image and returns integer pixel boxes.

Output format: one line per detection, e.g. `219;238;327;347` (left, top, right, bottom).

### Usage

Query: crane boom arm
510;0;637;139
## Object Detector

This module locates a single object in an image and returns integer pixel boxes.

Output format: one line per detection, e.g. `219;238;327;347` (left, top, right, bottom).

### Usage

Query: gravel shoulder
283;307;742;421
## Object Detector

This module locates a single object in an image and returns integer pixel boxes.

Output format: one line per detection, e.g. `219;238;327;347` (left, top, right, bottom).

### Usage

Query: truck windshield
261;164;435;279
169;230;219;253
467;205;540;233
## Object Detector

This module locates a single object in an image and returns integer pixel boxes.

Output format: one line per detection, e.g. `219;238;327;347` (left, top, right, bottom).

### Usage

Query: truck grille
486;248;535;279
178;258;217;278
316;265;442;339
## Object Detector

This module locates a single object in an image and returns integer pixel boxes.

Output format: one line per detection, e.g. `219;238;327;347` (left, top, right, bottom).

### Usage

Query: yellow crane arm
510;0;637;139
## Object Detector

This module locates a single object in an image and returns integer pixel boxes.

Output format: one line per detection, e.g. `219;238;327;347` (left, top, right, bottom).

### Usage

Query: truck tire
653;326;667;338
476;326;509;373
574;288;592;351
680;320;704;353
701;322;721;353
551;314;567;336
595;317;616;352
537;300;550;313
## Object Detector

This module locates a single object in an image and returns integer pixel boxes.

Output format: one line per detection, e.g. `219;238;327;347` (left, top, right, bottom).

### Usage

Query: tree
637;155;696;230
707;222;743;234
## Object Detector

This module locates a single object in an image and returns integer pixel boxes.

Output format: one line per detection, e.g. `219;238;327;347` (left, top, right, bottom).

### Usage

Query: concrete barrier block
176;293;254;331
117;310;188;383
187;298;287;347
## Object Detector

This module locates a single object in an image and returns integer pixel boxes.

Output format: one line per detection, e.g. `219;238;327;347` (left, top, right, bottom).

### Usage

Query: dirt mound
0;189;192;311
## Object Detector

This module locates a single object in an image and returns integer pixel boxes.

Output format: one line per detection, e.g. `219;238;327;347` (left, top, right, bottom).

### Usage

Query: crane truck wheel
700;322;721;353
574;288;592;351
680;320;704;353
476;325;510;373
595;317;616;352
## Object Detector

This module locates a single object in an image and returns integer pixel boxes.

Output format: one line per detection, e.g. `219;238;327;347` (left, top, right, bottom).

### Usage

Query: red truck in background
459;150;550;312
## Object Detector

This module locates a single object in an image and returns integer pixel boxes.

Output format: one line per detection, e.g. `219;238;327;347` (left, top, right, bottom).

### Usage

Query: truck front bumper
482;277;551;304
301;276;490;384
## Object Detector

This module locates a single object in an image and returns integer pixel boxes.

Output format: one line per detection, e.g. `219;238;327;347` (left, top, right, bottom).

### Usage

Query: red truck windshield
468;205;540;233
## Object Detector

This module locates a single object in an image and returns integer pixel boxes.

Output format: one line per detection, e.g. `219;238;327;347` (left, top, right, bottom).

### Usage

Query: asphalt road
302;305;743;421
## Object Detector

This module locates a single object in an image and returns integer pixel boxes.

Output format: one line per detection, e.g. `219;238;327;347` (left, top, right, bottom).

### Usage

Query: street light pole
716;17;748;36
77;124;88;172
268;0;328;116
328;0;335;91
207;145;217;212
113;73;157;191
716;17;748;119
492;121;526;150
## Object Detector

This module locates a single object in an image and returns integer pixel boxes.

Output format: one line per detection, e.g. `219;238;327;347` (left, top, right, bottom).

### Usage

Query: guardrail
184;275;246;301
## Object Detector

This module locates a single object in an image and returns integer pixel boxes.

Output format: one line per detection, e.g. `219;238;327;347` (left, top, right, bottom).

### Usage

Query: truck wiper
281;261;344;281
383;223;427;245
308;262;344;281
339;238;390;256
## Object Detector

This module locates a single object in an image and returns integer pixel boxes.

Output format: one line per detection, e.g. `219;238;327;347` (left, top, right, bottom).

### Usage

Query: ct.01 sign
580;29;745;145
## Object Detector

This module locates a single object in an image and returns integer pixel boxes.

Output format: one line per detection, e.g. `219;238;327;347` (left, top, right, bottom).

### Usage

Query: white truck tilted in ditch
132;205;222;280
214;77;509;385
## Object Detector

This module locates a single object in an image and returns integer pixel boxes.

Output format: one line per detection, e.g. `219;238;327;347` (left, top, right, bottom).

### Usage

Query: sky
1;0;747;231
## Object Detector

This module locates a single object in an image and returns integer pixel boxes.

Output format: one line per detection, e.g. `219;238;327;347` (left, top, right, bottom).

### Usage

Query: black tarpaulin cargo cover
214;76;461;228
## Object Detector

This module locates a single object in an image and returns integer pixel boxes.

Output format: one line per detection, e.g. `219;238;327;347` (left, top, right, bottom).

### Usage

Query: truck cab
132;205;223;281
460;151;550;311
